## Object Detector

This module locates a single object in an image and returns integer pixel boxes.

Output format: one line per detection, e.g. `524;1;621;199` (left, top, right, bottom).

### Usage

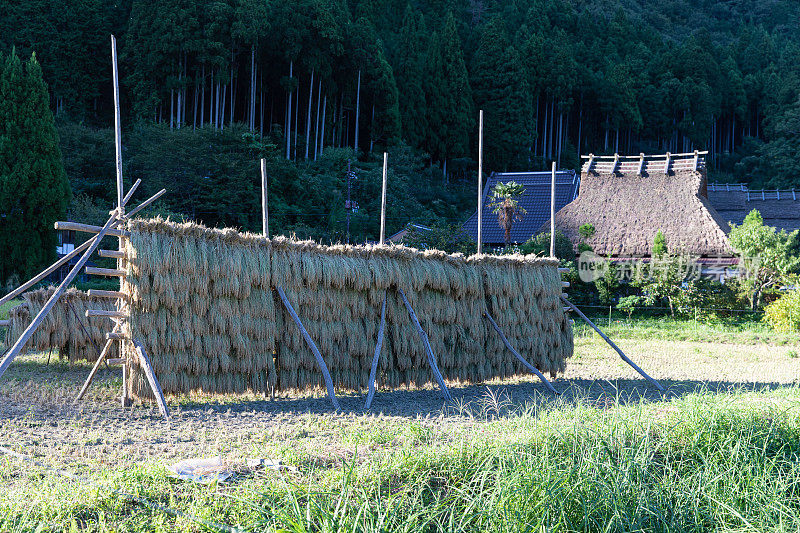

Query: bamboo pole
365;292;387;409
124;189;167;219
76;335;117;400
54;221;128;238
484;309;559;395
132;339;170;419
261;158;268;237
99;249;125;259
111;35;123;211
121;179;142;206
0;212;120;381
379;152;388;245
0;230;115;308
550;161;556;257
561;296;664;392
276;286;340;410
477;109;483;255
397;288;451;400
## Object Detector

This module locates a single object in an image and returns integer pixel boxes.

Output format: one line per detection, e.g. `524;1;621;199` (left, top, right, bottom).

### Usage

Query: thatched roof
462;170;579;246
549;153;733;257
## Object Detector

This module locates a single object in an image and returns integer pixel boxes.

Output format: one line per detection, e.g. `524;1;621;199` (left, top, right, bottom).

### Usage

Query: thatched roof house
708;183;800;232
550;152;733;257
463;170;580;247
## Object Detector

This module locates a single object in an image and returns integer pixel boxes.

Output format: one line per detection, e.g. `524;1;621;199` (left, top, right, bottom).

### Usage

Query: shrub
763;289;800;333
617;295;644;319
519;230;574;260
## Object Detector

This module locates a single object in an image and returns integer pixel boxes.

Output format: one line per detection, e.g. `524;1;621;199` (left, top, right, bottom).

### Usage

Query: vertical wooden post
550;161;556;258
111;35;130;407
477;109;483;255
111;35;123;212
379;152;388;245
261;158;268;237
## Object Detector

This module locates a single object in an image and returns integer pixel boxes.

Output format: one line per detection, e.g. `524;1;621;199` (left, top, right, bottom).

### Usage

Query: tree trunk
369;103;375;153
354;70;361;152
177;62;182;129
221;84;227;130
314;79;322;161
319;94;327;157
557;111;563;167
577;95;583;156
250;44;256;131
293;81;299;159
286;61;293;159
305;69;314;159
193;80;198;130
542;98;548;161
170;89;174;130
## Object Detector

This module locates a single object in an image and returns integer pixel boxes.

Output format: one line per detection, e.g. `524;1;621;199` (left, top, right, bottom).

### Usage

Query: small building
386;223;433;244
462;170;580;248
707;183;800;233
549;153;733;259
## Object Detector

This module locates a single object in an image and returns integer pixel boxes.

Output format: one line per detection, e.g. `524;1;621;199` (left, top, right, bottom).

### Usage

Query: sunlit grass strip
2;387;798;532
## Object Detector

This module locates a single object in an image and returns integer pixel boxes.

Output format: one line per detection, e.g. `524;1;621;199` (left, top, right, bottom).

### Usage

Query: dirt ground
0;335;798;469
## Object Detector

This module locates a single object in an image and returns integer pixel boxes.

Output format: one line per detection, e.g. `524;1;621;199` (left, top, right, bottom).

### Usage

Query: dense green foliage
764;289;800;333
0;50;70;285
729;210;800;310
2;0;799;181
2;0;800;275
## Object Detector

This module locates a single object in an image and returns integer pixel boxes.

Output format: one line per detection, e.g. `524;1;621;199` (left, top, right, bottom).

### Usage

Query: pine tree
0;50;70;284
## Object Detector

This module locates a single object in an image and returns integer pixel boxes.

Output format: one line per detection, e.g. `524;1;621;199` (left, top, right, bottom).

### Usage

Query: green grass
2;386;800;532
574;313;792;345
0;299;20;321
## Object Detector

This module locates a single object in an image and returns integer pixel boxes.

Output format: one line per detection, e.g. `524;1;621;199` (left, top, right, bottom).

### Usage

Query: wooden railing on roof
581;151;708;175
708;182;798;201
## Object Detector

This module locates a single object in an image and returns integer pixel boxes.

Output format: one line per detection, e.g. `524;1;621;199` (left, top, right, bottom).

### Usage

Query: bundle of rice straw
122;218;573;398
4;286;118;361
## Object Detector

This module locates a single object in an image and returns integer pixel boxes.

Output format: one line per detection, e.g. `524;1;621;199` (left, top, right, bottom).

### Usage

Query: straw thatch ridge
4;287;118;361
550;165;732;257
121;217;572;398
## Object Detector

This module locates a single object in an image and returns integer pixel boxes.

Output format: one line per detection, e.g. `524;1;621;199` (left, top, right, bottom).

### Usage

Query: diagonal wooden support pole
123;189;166;220
76;328;119;400
397;288;451;401
484;308;559;395
132;338;170;420
0;219;123;308
561;296;664;392
276;286;340;410
364;291;387;410
0;211;120;382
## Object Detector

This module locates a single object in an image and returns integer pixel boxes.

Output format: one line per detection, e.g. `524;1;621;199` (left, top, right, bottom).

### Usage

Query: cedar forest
1;0;799;284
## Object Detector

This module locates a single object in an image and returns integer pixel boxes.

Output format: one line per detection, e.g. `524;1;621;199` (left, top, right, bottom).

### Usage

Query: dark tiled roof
707;186;800;233
462;170;579;246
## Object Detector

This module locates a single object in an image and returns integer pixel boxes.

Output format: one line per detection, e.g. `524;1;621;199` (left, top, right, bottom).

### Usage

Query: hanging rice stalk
120;217;572;398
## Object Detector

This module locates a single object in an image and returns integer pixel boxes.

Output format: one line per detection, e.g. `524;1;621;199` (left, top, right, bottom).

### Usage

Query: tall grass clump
251;390;800;532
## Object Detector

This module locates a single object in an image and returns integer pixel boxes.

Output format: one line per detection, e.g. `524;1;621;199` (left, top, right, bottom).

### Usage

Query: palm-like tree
488;181;527;245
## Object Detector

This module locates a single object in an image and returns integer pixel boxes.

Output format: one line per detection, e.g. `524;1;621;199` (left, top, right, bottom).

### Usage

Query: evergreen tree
0;50;70;284
426;12;472;176
471;16;530;171
396;4;428;151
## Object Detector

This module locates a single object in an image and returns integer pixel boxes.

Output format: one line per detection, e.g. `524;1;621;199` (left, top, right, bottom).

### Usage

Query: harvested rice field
1;326;799;531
